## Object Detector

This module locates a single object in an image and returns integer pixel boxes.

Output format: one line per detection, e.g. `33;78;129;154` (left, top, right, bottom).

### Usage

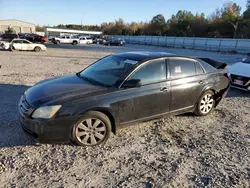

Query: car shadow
0;84;37;148
226;87;250;98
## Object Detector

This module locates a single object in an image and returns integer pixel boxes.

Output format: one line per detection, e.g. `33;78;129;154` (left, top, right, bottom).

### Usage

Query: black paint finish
18;52;230;143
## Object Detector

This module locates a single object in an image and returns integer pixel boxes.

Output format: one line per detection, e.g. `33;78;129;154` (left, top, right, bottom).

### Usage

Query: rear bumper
19;114;78;144
215;83;230;107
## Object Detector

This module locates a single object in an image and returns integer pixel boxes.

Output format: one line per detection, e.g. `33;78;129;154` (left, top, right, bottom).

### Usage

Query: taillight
225;72;231;80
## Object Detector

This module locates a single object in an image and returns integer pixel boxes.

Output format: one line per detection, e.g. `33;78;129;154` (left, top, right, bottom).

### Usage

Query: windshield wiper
76;73;110;87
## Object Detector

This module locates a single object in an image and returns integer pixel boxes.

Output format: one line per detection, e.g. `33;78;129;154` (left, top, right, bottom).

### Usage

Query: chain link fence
110;35;250;54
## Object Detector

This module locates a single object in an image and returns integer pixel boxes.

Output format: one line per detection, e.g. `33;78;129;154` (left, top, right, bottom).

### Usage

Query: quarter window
195;62;204;74
170;59;196;79
128;59;166;85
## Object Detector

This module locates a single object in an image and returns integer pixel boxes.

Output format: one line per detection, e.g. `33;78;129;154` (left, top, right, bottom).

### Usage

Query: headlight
32;105;61;119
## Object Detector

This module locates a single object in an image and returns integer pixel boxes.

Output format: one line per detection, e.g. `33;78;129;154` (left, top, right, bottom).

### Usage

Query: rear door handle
160;87;169;92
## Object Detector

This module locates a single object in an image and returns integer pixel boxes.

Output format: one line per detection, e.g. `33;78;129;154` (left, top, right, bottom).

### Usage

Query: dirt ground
0;47;249;188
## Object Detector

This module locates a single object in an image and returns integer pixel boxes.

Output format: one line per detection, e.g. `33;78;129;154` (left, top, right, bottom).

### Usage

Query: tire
72;111;111;146
10;46;15;52
195;90;215;116
34;46;41;52
56;40;60;44
72;41;78;45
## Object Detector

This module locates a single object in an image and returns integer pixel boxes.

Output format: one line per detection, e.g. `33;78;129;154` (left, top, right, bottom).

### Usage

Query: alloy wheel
200;93;214;114
75;118;107;145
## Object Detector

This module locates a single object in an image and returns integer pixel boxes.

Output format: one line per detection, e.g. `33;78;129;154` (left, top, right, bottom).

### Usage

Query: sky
0;0;247;26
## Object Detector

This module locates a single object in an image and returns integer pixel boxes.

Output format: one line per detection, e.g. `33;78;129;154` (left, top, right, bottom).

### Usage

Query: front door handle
199;80;205;84
160;87;169;92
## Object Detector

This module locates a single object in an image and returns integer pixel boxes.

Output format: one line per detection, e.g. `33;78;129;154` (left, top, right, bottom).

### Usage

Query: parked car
25;34;48;43
93;38;106;44
227;53;250;91
9;39;47;52
18;52;230;146
18;33;29;39
0;41;10;50
79;36;93;45
105;38;126;46
0;33;19;42
52;35;79;45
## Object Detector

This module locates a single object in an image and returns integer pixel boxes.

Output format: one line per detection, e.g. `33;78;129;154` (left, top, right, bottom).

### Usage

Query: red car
25;34;48;43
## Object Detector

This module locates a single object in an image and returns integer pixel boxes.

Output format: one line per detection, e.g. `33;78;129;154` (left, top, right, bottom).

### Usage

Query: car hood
228;62;250;77
25;74;107;106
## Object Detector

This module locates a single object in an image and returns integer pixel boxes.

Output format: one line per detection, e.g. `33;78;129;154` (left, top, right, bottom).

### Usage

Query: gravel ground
0;47;249;188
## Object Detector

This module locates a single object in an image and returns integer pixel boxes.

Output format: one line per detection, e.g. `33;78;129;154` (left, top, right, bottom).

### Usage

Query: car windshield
79;55;138;86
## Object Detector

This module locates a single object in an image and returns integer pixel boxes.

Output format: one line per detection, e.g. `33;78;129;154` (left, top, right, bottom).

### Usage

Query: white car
0;41;10;50
228;55;250;91
52;35;79;45
10;39;47;52
79;36;93;45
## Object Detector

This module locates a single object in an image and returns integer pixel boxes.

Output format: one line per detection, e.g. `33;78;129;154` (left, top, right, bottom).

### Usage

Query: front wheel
34;46;41;52
72;111;111;146
196;90;215;116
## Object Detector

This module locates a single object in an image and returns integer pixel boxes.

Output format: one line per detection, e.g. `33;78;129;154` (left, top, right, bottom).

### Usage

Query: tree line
36;0;250;39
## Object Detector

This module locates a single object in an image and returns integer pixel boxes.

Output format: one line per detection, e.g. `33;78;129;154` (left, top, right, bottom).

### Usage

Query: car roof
114;51;182;61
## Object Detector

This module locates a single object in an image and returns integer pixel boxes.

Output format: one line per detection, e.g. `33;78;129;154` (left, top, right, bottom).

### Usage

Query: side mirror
123;79;141;88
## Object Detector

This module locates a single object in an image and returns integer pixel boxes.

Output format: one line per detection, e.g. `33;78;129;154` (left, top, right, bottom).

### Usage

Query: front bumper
230;74;250;91
19;114;77;144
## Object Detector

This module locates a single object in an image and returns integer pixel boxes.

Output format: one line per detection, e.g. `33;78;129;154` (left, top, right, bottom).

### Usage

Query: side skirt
117;106;195;129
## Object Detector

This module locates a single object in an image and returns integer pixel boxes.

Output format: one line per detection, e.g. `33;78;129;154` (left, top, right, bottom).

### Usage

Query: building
44;27;102;37
0;19;35;34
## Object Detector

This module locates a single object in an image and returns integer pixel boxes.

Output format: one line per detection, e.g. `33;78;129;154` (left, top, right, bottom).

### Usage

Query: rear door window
22;40;30;44
169;58;196;79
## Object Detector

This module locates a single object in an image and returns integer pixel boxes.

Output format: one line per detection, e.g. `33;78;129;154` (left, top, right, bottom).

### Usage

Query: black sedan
18;52;230;146
105;39;126;46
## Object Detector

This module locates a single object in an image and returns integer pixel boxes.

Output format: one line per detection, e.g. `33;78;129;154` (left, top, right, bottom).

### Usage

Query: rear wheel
72;41;78;45
72;111;111;146
196;90;215;116
34;46;41;52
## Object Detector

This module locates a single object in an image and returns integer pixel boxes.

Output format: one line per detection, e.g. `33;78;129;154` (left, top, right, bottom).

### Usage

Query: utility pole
229;20;239;39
